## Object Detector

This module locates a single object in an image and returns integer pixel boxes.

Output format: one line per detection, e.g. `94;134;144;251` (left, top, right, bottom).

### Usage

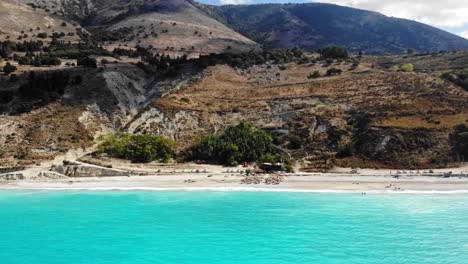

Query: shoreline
1;187;468;194
2;174;468;194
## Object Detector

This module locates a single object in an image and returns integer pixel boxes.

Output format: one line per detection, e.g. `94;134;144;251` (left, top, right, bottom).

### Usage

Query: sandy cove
2;174;468;193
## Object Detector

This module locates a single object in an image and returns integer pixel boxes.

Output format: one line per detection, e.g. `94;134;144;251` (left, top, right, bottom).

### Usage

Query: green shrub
326;68;342;76
287;135;304;150
392;65;400;72
3;63;17;75
180;97;190;103
284;164;294;173
18;56;33;65
36;56;61;66
308;71;321;79
400;63;414;72
37;32;48;39
190;123;276;166
97;133;176;163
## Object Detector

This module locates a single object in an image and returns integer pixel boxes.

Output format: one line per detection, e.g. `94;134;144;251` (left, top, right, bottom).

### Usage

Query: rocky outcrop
51;164;130;177
0;173;25;180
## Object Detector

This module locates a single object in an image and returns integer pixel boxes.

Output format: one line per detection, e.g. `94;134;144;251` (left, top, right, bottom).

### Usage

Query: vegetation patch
97;133;176;163
450;123;468;162
189;123;281;166
319;46;349;59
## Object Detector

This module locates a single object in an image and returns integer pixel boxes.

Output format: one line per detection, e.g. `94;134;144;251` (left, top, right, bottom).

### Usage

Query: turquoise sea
0;191;467;264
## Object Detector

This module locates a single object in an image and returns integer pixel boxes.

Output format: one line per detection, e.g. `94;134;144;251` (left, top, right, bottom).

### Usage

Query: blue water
0;191;467;264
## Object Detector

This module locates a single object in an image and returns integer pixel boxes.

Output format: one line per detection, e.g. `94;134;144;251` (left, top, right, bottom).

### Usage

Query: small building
260;162;284;171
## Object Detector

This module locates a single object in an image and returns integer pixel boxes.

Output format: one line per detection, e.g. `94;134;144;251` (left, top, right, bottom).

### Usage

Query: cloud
213;0;468;33
319;0;468;28
461;31;468;39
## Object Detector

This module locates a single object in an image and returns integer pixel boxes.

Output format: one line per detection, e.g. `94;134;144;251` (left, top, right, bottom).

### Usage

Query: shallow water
0;191;467;264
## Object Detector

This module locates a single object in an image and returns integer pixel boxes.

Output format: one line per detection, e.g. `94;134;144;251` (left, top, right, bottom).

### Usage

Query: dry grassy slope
368;51;468;72
0;0;82;42
11;0;259;54
16;0;95;20
92;0;259;54
129;60;468;168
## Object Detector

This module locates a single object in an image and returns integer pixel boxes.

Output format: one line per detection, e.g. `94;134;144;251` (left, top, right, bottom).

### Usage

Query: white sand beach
2;173;468;193
1;159;467;193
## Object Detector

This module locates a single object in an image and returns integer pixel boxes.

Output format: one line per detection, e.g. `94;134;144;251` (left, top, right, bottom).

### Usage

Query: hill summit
5;0;259;55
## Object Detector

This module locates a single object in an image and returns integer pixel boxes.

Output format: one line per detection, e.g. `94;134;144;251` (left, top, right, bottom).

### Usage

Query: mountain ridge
203;2;468;53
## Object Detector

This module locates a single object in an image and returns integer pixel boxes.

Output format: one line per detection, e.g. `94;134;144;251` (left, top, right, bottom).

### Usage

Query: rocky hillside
0;59;200;166
205;3;468;54
1;1;467;171
8;0;259;54
131;55;468;170
1;50;467;170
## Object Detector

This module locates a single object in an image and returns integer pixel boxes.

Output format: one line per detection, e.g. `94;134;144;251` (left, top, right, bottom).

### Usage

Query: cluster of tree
450;123;468;162
195;48;304;69
113;46;188;71
45;40;110;59
319;46;349;59
143;53;188;71
189;123;279;166
0;40;44;58
2;63;17;75
94;27;134;42
336;111;373;158
18;71;70;104
1;40;109;64
97;133;177;163
77;57;97;68
112;46;152;58
17;54;61;66
115;47;189;73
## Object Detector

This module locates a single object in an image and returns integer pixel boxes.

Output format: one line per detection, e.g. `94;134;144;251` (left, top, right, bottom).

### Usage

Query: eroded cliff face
0;63;173;166
1;55;467;169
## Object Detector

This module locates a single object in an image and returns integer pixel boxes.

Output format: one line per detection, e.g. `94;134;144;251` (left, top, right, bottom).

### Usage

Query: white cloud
319;0;468;28
461;31;468;39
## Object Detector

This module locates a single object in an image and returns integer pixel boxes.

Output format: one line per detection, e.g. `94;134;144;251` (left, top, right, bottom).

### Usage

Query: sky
198;0;468;39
